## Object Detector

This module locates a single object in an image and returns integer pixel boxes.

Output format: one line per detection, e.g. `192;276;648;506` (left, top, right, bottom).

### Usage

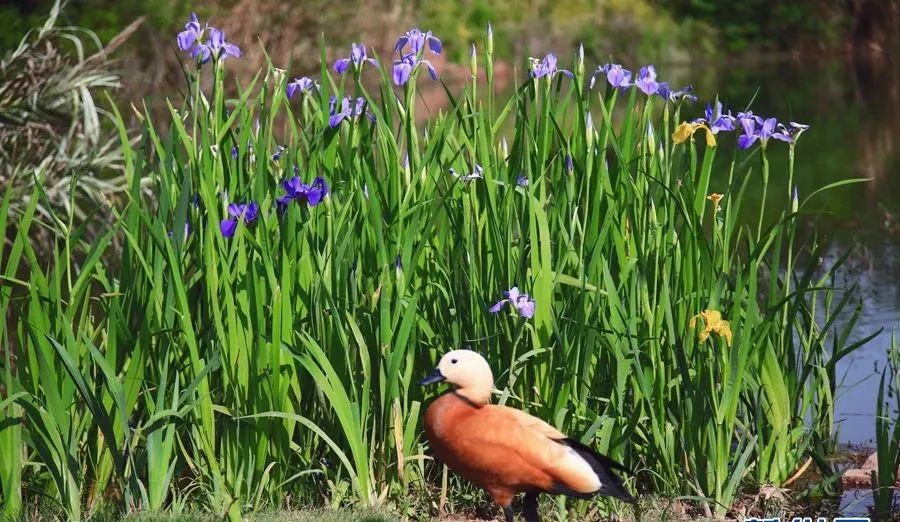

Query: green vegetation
873;334;900;519
0;0;181;50
0;10;877;522
0;1;130;249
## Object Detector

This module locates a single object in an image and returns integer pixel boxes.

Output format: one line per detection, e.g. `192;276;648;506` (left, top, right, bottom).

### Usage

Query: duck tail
561;438;637;504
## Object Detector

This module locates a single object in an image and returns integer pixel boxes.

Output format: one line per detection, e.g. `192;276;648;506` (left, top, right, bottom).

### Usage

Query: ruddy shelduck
420;349;636;521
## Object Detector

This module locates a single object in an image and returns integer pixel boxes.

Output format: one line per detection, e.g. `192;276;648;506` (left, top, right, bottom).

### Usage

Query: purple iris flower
280;176;330;208
395;28;442;55
771;124;791;143
220;201;259;239
737;117;758;150
230;202;259;222
286;77;318;99
738;114;778;150
220;220;238;238
529;53;573;79
276;194;293;214
333;43;378;75
517;175;529;187
306;177;330;206
635;65;659;95
694;101;737;134
272;145;286;162
328;96;375;127
591;64;632;89
393;53;438;86
565;155;574;172
231;146;239;159
657;83;697;103
772;121;810;144
489;286;536;319
656;82;670;99
177;13;202;51
759;117;779;145
192;27;241;64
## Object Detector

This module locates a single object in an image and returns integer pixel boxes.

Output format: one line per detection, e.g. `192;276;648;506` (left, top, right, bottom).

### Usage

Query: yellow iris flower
673;122;717;148
707;193;724;212
690;309;733;346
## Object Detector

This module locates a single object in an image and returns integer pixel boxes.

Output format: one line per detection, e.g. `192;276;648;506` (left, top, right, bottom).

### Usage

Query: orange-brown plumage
420;350;635;521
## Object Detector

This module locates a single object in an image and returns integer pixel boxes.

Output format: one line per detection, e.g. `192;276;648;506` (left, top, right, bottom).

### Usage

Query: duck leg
491;488;516;522
523;493;541;522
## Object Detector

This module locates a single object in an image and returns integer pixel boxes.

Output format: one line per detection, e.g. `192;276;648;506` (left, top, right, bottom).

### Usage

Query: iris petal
489;300;507;313
393;62;413;86
220;219;238;238
177;30;197;51
329;113;346;127
333;58;351;75
428;36;442;54
223;43;241;58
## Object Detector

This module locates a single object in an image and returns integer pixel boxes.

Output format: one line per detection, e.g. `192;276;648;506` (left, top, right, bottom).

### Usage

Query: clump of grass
0;1;137;244
872;332;900;519
0;12;876;522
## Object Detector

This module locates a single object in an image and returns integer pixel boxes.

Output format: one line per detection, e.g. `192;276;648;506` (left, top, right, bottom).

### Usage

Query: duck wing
448;405;634;502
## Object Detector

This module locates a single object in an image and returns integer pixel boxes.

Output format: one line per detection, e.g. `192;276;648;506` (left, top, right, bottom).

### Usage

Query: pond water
680;53;900;446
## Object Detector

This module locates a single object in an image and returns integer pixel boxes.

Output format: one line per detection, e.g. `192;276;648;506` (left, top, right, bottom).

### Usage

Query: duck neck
454;383;492;405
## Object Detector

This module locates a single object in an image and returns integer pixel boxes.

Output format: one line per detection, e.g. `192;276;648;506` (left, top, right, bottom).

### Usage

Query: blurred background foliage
2;0;898;76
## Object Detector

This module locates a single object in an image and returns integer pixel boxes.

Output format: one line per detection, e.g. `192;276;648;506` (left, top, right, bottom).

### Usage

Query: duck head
419;349;494;404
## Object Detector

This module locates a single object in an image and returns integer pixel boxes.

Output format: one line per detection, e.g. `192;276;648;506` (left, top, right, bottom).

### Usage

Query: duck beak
419;368;445;386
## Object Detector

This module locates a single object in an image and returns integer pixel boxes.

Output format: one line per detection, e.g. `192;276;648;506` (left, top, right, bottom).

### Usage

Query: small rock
862;452;878;470
842;468;874;489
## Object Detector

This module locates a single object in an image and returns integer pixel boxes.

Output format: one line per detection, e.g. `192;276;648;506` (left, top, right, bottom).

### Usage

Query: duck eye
451;359;458;364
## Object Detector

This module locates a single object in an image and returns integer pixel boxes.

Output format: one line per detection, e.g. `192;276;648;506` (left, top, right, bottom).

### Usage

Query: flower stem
757;148;770;241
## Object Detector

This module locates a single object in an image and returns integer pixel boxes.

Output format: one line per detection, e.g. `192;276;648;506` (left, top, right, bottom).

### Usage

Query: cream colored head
420;349;494;404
